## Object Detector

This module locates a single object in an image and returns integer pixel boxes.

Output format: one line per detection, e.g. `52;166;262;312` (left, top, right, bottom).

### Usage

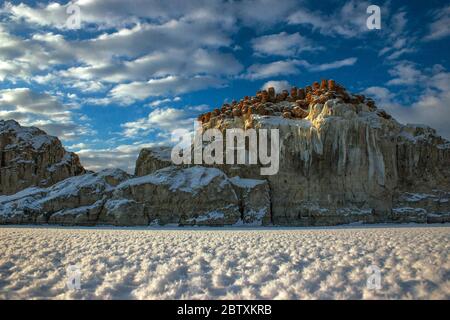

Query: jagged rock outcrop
0;166;271;226
0;120;85;195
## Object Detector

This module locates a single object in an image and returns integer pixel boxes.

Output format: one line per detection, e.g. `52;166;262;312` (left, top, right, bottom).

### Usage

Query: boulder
297;88;305;100
135;146;173;176
290;87;297;99
328;79;335;91
267;87;275;99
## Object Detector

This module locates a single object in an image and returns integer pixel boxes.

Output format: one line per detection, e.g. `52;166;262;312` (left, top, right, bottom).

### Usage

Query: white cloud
243;58;357;80
377;11;417;61
424;5;450;41
243;60;300;80
364;67;450;139
251;32;321;57
287;1;371;38
0;10;238;95
261;81;292;93
362;86;395;104
121;105;207;138
0;26;70;81
305;57;358;72
0;88;91;140
146;97;182;108
110;76;224;105
59;48;242;84
386;61;426;86
67;142;88;150
76;141;161;173
3;0;298;30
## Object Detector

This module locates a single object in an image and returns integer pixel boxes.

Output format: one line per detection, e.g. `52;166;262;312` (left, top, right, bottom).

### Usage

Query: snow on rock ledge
0;168;131;225
0;166;271;226
111;166;265;226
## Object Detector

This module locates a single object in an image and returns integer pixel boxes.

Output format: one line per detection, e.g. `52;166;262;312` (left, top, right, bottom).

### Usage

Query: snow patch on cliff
118;166;228;194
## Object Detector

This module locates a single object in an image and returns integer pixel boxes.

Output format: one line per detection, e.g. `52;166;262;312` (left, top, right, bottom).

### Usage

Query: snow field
0;225;449;299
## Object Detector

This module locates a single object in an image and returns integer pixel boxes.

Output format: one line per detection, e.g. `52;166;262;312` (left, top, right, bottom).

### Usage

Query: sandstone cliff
137;80;450;226
1;80;449;226
0;120;85;195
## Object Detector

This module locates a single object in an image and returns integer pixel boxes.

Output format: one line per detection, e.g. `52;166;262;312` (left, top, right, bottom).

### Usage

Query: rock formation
1;80;449;226
144;80;450;226
0;166;271;226
134;146;173;176
0;120;85;195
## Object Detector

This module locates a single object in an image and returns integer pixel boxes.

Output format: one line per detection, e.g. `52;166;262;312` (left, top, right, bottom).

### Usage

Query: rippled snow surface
0;225;449;299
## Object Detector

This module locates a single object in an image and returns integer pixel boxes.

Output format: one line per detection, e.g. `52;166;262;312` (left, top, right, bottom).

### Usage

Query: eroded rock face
139;81;450;226
135;146;173;176
208;101;449;225
229;177;271;225
0;169;131;225
114;166;242;226
0;166;271;226
0;120;85;195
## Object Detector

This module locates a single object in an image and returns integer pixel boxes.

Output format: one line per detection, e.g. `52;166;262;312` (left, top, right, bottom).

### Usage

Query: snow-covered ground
0;225;449;299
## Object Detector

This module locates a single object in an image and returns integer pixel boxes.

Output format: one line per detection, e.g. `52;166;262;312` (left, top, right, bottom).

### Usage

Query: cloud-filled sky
0;0;449;172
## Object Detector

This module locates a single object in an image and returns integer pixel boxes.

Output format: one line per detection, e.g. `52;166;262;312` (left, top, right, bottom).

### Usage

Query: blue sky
0;0;449;172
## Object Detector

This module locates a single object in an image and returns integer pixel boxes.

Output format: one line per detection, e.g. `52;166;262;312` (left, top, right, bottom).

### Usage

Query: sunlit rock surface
0;120;85;195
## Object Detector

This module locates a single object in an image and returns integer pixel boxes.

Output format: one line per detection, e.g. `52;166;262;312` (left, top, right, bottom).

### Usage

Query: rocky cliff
1;80;449;226
137;80;450;226
0;120;85;195
0;167;270;226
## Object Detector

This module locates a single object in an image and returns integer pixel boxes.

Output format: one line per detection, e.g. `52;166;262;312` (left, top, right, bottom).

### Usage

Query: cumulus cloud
0;88;91;140
110;76;224;105
287;0;371;38
0;8;238;96
76;142;158;173
391;72;450;139
147;97;181;108
59;48;242;84
362;86;395;104
2;0;298;30
424;5;450;41
386;61;427;86
251;32;321;57
121;105;208;138
261;80;292;93
243;60;301;80
0;26;72;81
364;65;450;139
243;58;357;80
